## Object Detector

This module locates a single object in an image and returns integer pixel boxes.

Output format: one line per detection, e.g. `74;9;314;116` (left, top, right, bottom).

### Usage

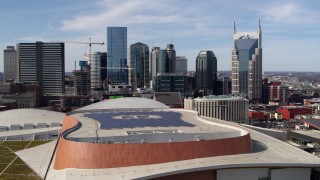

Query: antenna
170;32;173;44
233;20;236;33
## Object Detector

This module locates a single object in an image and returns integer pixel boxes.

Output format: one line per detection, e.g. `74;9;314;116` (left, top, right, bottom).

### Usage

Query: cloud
60;0;184;31
258;2;319;24
18;35;51;42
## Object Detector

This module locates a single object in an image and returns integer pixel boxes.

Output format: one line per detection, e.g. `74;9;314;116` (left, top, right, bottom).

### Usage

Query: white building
84;52;107;89
184;95;249;123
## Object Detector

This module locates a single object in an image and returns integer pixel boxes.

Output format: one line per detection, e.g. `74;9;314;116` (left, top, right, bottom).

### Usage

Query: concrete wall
271;168;310;180
217;168;269;180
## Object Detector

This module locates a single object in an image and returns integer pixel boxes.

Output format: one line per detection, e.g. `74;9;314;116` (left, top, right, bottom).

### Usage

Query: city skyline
1;0;320;72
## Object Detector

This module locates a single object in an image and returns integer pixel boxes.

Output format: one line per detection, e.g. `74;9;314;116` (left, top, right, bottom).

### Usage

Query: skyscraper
166;44;176;73
151;47;166;80
196;51;217;96
128;42;149;89
3;46;16;82
107;27;127;84
175;56;187;74
84;52;107;89
17;42;65;105
232;20;262;102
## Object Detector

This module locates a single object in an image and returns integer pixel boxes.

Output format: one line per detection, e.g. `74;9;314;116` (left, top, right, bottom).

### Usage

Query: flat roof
0;109;64;127
291;130;320;140
67;109;242;144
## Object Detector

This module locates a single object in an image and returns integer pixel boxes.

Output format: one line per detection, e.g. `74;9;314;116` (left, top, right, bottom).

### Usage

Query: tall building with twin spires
231;20;262;102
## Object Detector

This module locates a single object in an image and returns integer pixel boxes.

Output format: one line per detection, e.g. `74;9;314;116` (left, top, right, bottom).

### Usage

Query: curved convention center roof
75;97;169;111
54;100;251;170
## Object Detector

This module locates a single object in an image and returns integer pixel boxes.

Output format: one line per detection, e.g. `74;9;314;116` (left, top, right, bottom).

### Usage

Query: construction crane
63;38;104;55
54;38;105;96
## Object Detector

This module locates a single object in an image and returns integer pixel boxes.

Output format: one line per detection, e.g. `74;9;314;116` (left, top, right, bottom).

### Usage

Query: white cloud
60;0;184;31
259;2;319;24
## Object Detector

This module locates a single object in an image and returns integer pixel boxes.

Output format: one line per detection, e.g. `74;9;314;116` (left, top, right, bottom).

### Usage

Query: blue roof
84;111;195;129
235;39;258;50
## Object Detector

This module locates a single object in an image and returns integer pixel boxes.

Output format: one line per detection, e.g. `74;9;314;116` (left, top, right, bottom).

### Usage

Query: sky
0;0;320;72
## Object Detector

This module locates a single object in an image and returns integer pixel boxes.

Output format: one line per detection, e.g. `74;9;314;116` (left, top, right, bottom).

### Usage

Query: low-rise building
0;93;37;108
153;92;183;108
276;106;312;121
184;95;249;123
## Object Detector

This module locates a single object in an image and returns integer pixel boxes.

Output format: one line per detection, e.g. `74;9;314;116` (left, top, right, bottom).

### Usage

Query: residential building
175;56;187;74
128;42;149;89
3;46;16;82
107;27;128;84
232;20;262;102
17;42;65;105
269;82;289;105
184;95;249;123
196;51;217;96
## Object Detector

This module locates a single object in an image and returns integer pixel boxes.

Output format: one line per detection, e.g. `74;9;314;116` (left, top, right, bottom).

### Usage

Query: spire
258;18;261;32
233;20;236;33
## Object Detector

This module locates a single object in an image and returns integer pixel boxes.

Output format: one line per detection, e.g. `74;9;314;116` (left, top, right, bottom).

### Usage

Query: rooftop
68;109;242;144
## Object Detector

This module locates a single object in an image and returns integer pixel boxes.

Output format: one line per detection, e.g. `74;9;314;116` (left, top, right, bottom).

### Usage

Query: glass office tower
107;27;128;84
196;51;217;96
128;42;149;89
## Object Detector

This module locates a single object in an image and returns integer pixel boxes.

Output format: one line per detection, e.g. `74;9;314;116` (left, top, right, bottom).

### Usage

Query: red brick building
276;106;312;120
248;111;266;121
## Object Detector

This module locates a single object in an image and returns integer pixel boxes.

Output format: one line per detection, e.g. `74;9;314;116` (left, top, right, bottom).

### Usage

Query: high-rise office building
196;51;217;96
166;44;176;73
84;52;107;89
74;70;90;96
232;20;262;102
107;27;127;84
175;56;187;74
128;42;149;89
151;47;166;80
3;46;17;83
17;42;65;105
153;73;188;96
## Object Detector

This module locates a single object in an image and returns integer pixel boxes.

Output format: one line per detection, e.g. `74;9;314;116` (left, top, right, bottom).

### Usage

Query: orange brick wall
54;115;252;169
